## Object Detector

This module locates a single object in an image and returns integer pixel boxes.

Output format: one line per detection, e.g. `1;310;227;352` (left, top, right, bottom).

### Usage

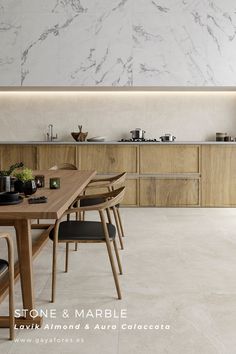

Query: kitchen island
0;141;235;207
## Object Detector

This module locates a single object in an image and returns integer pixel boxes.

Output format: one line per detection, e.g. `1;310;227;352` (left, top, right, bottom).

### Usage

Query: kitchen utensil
224;136;232;142
87;136;106;142
159;134;176;142
216;132;227;141
130;128;146;140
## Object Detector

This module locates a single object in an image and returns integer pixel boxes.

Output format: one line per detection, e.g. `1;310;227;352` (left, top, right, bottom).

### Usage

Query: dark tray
0;196;24;205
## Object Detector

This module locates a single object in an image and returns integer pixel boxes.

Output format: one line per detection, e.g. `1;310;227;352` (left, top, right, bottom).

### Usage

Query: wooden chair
63;173;127;271
83;172;127;249
0;233;14;340
49;187;125;302
48;163;79;251
49;163;77;171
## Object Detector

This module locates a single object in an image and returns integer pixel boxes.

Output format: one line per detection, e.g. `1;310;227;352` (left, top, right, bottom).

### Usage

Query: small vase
14;180;37;196
14;180;24;193
23;180;37;196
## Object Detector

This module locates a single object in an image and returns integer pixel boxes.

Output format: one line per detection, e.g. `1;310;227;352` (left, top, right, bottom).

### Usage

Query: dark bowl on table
0;192;20;202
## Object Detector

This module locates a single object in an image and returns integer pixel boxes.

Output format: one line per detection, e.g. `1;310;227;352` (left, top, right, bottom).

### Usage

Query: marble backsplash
0;0;236;86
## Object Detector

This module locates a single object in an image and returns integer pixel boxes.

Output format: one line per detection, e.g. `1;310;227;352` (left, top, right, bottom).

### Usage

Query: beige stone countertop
0;141;236;145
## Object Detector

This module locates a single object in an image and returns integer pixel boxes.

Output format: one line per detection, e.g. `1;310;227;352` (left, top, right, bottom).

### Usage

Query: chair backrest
105;186;126;208
109;172;127;189
49;163;78;170
80;187;126;210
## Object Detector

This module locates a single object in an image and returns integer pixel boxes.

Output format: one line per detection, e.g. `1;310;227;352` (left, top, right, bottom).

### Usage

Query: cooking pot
160;134;176;142
130;128;146;140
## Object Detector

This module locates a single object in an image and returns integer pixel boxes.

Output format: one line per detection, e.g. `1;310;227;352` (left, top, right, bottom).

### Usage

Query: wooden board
78;145;138;173
140;145;200;174
201;145;236;206
140;178;200;206
37;145;77;170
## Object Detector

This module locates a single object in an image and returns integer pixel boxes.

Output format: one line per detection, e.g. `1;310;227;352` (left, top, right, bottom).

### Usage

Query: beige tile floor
1;208;236;353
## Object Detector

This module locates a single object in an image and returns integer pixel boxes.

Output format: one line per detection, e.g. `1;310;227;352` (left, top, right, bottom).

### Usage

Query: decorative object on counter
87;136;106;142
13;168;37;196
159;134;176;142
47;124;58;142
0;162;24;193
50;177;60;189
216;132;228;141
34;175;45;188
130;128;146;140
71;125;88;142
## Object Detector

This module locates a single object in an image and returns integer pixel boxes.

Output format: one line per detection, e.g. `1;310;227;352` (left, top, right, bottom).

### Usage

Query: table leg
14;219;42;326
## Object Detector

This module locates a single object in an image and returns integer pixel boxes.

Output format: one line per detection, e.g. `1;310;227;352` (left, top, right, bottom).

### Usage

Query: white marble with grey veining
0;0;236;86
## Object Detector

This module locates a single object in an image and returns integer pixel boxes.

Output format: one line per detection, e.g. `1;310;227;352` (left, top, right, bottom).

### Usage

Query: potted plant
14;168;37;196
0;162;24;192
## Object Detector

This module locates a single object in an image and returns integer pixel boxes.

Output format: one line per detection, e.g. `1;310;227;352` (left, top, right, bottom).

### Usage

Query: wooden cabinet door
140;178;200;206
140;145;200;174
0;145;37;170
38;145;77;170
78;145;138;173
202;145;236;206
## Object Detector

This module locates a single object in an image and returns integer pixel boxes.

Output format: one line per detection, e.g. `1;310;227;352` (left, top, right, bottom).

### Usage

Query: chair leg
112;207;124;250
51;236;58;303
8;238;15;340
113;240;122;275
100;211;122;299
116;207;125;237
105;240;122;299
65;243;69;273
74;204;79;251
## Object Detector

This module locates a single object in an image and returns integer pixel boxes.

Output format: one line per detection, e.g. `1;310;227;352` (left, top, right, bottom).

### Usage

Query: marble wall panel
0;0;236;86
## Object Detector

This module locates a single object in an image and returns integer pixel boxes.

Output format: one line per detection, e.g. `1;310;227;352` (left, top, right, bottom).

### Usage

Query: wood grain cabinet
140;178;200;207
78;145;138;174
140;145;200;174
201;145;236;206
37;145;77;170
0;145;37;170
3;142;236;207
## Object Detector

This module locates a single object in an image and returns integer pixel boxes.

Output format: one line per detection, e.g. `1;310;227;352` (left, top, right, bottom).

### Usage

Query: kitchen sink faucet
47;124;58;141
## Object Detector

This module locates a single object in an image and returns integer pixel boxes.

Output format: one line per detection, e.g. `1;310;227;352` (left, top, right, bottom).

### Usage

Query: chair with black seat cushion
49;187;125;303
82;172;127;249
0;233;14;340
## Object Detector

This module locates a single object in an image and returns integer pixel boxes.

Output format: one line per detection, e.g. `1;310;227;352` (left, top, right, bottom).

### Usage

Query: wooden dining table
0;169;96;329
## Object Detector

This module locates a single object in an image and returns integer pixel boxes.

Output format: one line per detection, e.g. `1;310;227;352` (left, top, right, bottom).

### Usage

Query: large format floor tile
1;208;236;353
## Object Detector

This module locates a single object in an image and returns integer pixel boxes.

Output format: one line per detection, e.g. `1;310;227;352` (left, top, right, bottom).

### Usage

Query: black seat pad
80;198;120;208
49;221;116;241
80;197;104;207
0;259;8;275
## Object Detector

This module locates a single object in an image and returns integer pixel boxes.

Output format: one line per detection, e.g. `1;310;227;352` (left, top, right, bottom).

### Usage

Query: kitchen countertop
0;141;236;145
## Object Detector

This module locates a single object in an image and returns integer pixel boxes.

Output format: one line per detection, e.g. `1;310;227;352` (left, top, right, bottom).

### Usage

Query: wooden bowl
71;132;88;142
71;132;80;141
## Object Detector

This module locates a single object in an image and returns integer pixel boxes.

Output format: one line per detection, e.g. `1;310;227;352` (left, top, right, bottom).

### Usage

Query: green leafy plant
0;162;24;177
13;168;34;182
